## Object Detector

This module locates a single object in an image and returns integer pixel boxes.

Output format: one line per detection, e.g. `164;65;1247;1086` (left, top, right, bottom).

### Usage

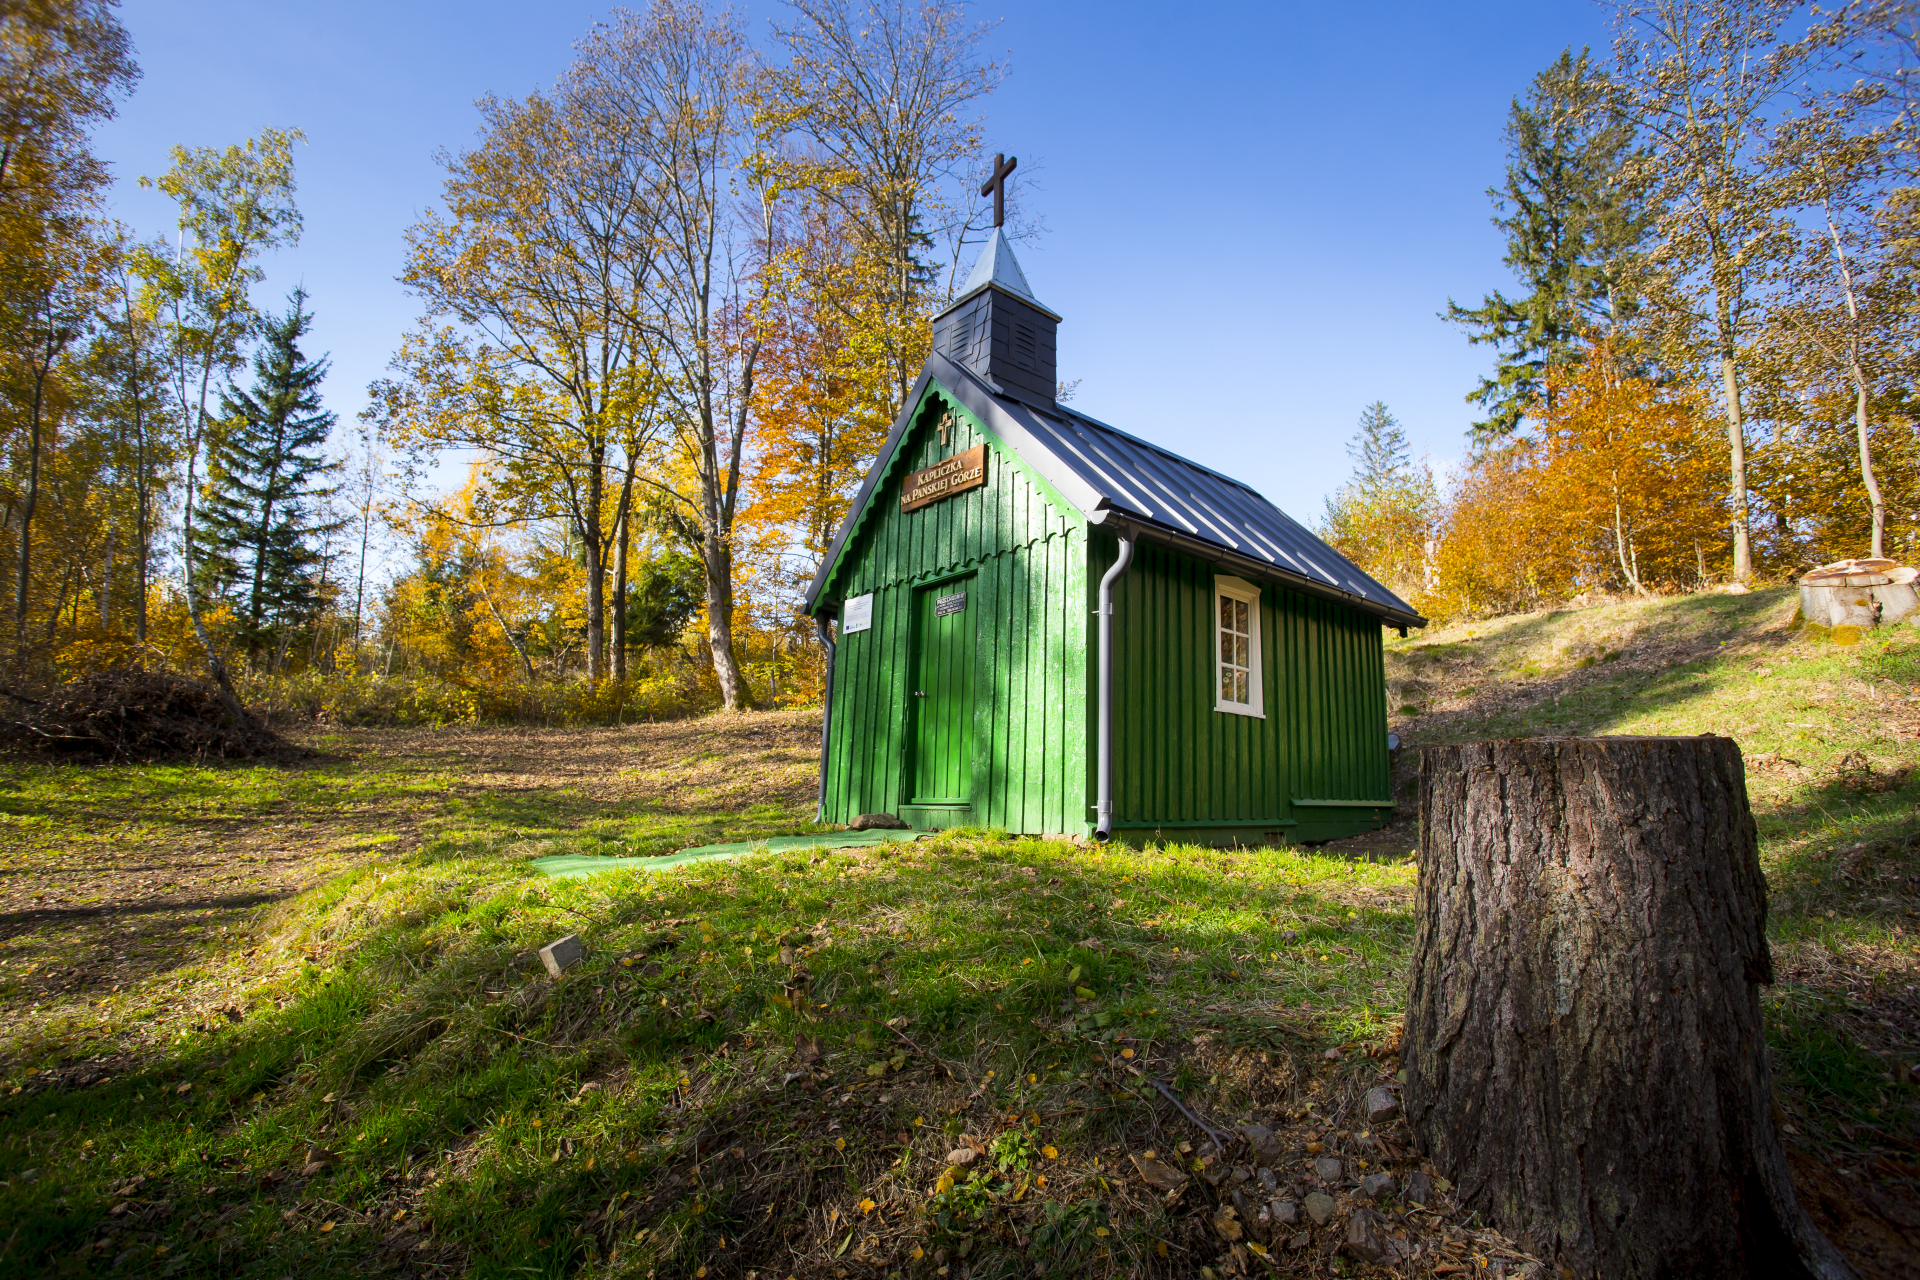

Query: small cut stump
1404;736;1854;1280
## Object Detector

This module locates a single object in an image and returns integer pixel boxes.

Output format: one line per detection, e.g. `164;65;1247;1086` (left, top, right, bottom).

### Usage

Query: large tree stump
1404;737;1854;1280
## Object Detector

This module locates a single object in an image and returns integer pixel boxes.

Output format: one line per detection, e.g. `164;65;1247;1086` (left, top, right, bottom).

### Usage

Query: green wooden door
910;578;975;804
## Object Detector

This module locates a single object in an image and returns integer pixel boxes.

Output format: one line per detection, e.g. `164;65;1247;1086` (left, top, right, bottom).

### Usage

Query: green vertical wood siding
1278;589;1393;806
1098;533;1391;837
821;387;1088;832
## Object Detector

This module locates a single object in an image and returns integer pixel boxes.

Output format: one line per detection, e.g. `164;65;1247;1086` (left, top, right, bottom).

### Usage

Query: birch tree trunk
611;459;633;681
1405;737;1855;1280
1720;349;1753;583
1851;378;1885;561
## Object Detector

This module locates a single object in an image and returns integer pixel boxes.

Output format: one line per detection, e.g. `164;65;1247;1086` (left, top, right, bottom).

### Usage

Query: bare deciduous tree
1614;0;1809;583
574;1;764;710
760;0;1003;412
1766;99;1898;559
379;65;659;681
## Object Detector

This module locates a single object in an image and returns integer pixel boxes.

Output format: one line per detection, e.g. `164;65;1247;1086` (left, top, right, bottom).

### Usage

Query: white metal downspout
1095;530;1135;841
815;614;836;823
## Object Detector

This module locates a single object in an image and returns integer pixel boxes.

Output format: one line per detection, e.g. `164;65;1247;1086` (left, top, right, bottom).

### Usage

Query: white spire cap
958;227;1052;313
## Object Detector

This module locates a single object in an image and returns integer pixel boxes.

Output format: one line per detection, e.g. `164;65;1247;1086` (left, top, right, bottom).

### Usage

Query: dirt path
0;711;821;1069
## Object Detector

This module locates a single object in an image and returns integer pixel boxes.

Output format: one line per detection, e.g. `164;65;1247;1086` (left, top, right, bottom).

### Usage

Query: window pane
1220;595;1233;629
1220;632;1233;664
1234;599;1249;633
1220;667;1234;701
1235;670;1249;703
1235;635;1250;668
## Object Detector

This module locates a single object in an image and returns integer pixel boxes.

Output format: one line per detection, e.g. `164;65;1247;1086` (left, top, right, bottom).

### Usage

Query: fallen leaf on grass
1131;1153;1189;1191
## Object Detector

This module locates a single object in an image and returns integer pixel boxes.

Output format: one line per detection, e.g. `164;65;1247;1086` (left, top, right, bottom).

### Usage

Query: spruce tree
198;288;342;661
1446;49;1646;444
1320;403;1438;602
1347;401;1415;503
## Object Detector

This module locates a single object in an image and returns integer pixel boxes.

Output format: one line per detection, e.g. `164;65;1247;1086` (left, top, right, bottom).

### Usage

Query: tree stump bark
1404;737;1854;1280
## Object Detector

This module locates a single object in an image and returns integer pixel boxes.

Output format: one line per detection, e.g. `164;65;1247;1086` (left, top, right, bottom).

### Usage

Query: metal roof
806;352;1426;629
950;227;1055;316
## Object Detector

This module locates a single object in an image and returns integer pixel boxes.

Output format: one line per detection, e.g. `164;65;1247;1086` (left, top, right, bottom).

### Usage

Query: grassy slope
0;588;1913;1279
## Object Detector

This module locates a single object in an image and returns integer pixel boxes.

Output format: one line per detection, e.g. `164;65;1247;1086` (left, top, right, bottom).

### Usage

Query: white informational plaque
842;593;874;634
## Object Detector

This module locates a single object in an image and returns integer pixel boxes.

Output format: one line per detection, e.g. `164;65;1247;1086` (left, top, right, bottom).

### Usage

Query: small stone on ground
539;933;586;976
1241;1122;1284;1164
1363;1084;1401;1123
1347;1208;1386;1261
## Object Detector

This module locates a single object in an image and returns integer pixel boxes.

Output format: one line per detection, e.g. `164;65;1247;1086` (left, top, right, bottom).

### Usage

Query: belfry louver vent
929;228;1059;409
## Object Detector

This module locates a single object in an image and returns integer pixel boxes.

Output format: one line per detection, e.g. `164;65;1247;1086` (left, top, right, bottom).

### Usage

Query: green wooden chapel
803;227;1426;844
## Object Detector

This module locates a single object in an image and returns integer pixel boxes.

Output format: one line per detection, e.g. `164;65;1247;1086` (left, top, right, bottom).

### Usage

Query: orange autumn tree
1532;339;1726;595
743;198;900;604
1424;339;1727;621
1423;444;1554;621
383;462;580;685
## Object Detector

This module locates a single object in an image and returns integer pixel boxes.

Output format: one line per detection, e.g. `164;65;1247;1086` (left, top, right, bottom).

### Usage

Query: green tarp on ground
529;829;923;880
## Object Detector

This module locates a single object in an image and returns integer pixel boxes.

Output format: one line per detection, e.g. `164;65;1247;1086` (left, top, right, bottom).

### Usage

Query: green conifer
1446;49;1646;444
1320;403;1438;603
198;288;342;660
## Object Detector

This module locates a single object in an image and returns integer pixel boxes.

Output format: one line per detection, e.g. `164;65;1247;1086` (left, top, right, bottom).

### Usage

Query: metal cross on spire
980;152;1017;228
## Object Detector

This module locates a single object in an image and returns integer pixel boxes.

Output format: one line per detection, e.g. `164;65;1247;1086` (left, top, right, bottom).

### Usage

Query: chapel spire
931;169;1060;408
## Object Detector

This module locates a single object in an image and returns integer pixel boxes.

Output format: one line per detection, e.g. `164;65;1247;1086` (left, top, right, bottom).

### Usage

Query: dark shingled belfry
803;228;1425;844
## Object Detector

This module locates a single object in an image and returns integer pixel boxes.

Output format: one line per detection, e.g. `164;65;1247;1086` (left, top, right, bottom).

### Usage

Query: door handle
912;691;926;697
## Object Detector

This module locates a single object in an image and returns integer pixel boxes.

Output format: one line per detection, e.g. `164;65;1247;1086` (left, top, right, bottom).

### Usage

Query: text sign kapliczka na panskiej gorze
900;445;987;513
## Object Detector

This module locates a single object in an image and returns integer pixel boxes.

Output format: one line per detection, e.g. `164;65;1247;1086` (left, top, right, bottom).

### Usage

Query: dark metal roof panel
1021;401;1422;622
804;354;1425;627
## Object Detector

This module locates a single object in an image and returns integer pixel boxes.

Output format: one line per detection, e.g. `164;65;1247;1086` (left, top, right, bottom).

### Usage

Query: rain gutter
1094;527;1136;841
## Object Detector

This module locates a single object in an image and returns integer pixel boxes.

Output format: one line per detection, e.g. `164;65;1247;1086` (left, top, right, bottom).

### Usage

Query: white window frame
1213;575;1265;718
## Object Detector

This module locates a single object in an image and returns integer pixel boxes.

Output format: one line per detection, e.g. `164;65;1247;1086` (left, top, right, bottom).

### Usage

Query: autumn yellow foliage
1418;341;1727;622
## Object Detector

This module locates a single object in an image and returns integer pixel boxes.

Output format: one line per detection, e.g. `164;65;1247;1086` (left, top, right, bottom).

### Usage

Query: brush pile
0;667;302;763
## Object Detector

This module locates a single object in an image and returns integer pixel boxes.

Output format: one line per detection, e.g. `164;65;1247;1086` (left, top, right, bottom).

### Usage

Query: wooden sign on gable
900;445;987;513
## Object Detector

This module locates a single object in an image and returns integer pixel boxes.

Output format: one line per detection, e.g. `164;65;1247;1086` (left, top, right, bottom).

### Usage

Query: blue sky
95;0;1612;529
